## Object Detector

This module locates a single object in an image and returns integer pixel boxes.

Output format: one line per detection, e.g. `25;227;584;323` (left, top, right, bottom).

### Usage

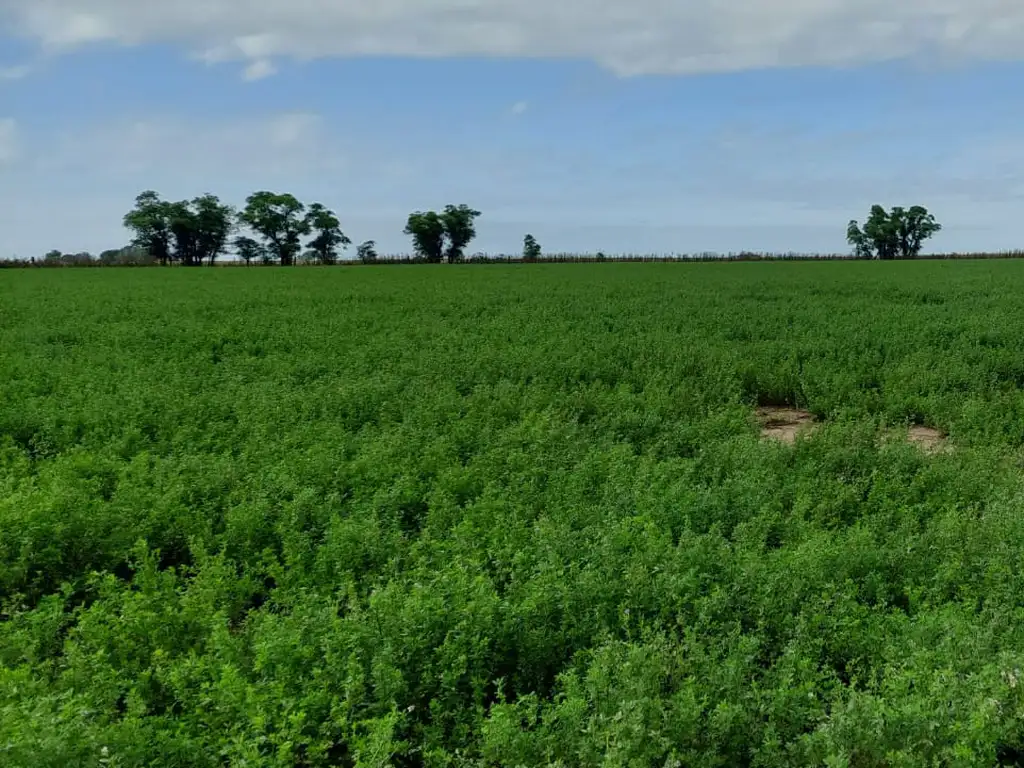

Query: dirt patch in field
756;407;818;444
906;425;948;454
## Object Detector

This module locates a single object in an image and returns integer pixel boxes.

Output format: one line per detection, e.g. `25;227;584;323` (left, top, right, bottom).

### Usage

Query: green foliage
440;204;481;262
403;210;446;263
846;218;875;260
98;246;152;267
123;191;173;265
233;235;264;267
37;251;96;267
848;205;941;260
122;191;234;266
7;263;1024;764
356;240;379;264
304;203;351;265
404;205;481;263
239;192;310;266
125;192;355;267
168;194;235;266
522;234;541;262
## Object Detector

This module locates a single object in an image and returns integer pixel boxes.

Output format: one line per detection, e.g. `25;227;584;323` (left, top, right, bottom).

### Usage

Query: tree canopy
440;204;482;262
123;191;235;266
304;203;351;265
356;240;379;263
232;235;264;267
123;191;173;266
847;205;941;260
403;205;481;263
523;234;542;262
403;211;447;263
238;192;311;267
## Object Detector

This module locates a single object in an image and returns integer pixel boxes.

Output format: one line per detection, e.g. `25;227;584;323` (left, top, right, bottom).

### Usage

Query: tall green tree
165;195;235;266
894;205;942;260
304;203;351;265
404;211;446;263
356;240;379;263
232;236;264;267
239;192;310;266
848;204;940;260
522;233;542;262
846;218;877;259
191;194;235;265
123;190;173;265
440;204;481;262
403;205;482;263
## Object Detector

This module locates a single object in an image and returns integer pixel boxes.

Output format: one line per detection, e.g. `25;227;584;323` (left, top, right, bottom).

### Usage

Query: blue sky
2;2;1024;258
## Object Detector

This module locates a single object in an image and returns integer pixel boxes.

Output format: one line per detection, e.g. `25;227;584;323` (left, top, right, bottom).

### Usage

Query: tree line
4;195;946;266
121;190;497;266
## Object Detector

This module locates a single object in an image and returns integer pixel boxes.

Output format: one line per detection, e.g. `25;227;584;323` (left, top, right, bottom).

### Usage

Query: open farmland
6;261;1024;765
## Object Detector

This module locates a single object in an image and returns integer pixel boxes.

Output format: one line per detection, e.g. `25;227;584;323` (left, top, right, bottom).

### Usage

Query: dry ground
755;407;949;452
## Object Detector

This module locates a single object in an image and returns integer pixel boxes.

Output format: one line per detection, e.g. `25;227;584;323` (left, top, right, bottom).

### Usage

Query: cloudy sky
2;1;1024;257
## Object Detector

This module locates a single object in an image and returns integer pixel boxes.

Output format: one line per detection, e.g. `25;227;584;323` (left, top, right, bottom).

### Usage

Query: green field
5;262;1024;766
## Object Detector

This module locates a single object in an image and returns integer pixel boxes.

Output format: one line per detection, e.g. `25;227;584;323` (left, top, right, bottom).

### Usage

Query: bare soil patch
906;425;948;454
756;407;818;444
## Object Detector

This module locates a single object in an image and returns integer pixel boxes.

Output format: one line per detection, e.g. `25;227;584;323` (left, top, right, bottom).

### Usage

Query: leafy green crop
3;262;1024;766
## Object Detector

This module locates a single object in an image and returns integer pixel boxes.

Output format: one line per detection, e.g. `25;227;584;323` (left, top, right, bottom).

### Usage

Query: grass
3;261;1024;765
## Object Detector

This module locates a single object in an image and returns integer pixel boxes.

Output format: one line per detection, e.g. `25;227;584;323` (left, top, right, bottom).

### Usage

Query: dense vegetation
4;261;1024;765
847;206;942;261
123;191;483;267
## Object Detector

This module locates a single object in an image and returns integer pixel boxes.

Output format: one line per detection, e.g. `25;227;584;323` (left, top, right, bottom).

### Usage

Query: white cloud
241;58;277;81
510;100;528;115
0;118;18;163
2;1;1024;76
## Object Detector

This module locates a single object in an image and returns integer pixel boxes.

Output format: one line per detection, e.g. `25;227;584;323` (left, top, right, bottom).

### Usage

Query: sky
2;1;1024;258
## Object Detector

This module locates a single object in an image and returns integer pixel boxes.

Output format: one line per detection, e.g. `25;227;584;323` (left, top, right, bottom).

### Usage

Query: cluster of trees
121;196;943;265
118;190;514;266
32;246;157;267
11;195;947;267
122;190;374;267
403;205;482;263
847;205;941;260
40;250;97;266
